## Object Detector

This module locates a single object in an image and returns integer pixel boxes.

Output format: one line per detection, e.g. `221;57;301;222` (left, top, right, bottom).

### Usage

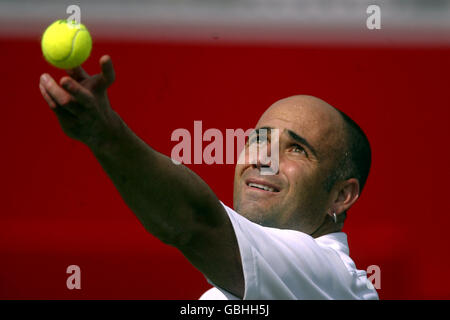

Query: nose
253;145;272;170
250;136;279;175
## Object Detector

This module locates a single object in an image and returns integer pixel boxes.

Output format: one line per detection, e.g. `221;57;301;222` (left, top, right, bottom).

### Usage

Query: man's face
233;95;345;234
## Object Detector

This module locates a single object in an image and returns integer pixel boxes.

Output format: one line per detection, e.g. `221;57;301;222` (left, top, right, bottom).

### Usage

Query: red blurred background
1;13;450;299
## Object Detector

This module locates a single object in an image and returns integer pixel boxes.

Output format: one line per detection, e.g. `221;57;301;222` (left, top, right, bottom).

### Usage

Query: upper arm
175;196;245;298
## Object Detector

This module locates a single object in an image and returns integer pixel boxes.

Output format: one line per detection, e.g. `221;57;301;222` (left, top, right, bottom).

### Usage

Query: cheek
234;145;255;182
283;162;308;185
237;144;257;166
233;163;248;208
233;163;247;192
234;163;246;179
283;162;320;197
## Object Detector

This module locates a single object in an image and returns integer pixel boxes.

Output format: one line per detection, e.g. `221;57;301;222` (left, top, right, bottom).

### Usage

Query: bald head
261;94;371;193
257;95;347;167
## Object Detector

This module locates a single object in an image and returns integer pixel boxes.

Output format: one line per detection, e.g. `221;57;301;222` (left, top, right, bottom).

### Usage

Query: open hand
39;55;121;149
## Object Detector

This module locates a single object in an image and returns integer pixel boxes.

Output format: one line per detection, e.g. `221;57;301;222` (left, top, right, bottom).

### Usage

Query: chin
235;201;277;225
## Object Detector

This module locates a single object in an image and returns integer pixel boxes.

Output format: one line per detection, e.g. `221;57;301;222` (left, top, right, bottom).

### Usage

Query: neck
310;216;343;238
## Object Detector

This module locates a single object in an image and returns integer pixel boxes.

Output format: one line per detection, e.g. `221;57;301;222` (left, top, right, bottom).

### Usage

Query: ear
333;178;360;215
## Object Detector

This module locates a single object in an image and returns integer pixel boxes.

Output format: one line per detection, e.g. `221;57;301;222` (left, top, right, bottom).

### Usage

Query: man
39;55;378;300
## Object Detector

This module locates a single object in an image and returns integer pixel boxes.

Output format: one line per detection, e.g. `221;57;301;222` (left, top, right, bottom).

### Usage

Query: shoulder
219;201;379;299
220;201;328;254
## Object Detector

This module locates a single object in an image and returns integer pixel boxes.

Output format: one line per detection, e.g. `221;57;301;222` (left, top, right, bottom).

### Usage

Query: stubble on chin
235;199;280;227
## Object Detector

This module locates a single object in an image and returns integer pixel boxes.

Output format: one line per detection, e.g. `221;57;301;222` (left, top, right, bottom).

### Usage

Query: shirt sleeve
211;201;361;300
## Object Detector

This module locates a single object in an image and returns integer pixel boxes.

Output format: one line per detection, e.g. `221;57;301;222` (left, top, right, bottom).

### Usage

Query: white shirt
199;201;379;300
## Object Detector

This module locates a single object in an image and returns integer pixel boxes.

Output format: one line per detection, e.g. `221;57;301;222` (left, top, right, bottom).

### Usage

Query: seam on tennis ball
49;28;83;63
67;28;83;62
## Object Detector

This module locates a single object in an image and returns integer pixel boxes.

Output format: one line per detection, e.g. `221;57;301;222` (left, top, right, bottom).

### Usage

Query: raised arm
39;55;244;298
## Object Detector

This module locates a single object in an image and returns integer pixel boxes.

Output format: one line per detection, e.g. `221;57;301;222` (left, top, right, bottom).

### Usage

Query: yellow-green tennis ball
41;19;92;69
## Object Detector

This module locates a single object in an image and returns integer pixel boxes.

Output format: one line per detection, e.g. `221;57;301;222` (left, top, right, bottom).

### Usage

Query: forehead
256;96;345;156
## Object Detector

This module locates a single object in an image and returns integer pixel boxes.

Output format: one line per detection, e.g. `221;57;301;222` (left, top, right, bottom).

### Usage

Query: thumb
97;55;115;91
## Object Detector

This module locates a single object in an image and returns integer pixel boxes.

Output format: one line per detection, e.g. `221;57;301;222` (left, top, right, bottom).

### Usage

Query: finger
40;82;78;118
66;66;90;82
60;76;95;107
40;73;75;109
39;83;57;109
99;55;115;89
40;80;80;116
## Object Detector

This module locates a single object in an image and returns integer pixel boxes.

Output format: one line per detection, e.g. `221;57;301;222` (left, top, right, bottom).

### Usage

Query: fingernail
40;74;49;84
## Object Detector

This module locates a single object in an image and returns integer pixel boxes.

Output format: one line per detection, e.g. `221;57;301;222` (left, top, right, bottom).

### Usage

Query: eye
247;134;269;146
291;144;307;155
247;135;258;145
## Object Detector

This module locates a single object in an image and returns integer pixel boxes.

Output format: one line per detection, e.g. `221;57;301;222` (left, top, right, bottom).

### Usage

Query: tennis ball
41;19;92;69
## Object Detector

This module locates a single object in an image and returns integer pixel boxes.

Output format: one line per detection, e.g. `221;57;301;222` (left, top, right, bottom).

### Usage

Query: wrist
85;110;126;155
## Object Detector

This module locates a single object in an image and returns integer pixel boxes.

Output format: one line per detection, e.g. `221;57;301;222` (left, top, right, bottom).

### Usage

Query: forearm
40;61;244;297
88;112;221;246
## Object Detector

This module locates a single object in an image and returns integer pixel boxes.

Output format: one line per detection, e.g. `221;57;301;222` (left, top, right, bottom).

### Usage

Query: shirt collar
315;232;350;255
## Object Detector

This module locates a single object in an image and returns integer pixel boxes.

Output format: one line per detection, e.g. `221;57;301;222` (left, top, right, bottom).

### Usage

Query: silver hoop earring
332;212;337;224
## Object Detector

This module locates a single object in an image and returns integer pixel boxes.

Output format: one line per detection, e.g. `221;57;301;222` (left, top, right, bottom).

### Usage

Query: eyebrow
255;126;318;158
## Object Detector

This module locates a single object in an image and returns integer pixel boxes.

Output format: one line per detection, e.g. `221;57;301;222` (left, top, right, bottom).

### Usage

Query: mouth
245;179;280;193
